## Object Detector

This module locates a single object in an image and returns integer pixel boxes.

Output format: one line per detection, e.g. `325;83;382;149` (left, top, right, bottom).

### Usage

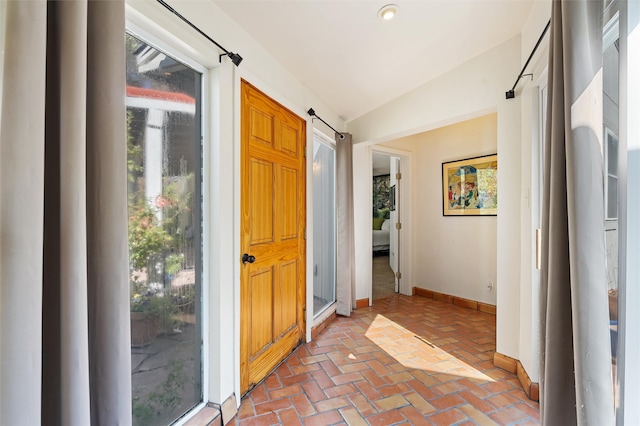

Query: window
125;33;203;426
602;8;620;411
312;134;336;316
604;128;619;221
603;11;619;223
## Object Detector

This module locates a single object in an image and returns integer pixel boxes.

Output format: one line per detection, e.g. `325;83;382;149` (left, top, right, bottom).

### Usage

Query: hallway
230;295;539;425
372;255;396;301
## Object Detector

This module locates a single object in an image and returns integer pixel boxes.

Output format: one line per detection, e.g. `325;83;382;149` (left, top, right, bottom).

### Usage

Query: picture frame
372;174;391;217
442;154;497;216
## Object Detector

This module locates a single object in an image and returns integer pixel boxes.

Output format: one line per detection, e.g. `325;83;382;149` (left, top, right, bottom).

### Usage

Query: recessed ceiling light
377;4;398;20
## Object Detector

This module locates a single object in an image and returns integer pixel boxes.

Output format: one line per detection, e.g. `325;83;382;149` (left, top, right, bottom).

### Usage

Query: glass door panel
312;138;336;316
125;33;203;426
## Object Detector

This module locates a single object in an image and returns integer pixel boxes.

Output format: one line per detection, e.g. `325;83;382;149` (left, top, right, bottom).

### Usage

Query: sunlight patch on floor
363;314;495;382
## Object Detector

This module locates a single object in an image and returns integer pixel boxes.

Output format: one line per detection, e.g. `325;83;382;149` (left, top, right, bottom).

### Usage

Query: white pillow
381;219;390;231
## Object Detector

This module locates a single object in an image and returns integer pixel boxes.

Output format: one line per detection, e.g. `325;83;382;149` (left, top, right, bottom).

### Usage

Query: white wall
520;0;551;67
126;0;345;406
380;115;498;305
353;144;373;304
348;36;523;360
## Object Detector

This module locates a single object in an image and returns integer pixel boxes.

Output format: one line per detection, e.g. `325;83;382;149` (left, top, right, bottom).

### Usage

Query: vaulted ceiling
213;0;534;122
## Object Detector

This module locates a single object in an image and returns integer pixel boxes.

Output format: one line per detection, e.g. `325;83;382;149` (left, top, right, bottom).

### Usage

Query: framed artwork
442;154;497;216
373;174;391;217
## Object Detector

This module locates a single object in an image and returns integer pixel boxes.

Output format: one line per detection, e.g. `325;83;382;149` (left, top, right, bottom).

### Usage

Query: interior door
391;157;400;293
240;80;306;394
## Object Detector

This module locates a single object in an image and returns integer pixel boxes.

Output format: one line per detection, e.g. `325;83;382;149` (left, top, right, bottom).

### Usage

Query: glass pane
608;176;618;219
312;140;336;316
608;132;619;176
126;33;202;426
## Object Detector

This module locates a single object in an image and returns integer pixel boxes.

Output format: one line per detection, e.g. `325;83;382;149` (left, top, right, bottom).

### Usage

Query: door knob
242;253;256;264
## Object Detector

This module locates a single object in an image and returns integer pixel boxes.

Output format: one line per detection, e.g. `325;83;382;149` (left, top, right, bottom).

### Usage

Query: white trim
604;12;620;51
200;54;212;413
528;69;547;384
172;402;208;426
126;15;211;76
313;302;337;327
125;1;222;69
311;132;337;321
232;65;243;403
313;127;337;148
306;118;314;342
620;4;640;421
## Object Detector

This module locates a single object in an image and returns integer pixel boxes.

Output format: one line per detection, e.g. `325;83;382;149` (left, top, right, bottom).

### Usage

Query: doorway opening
372;151;400;301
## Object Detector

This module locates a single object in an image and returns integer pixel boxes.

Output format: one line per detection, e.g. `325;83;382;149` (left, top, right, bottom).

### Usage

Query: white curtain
540;0;614;424
0;1;131;424
335;132;355;316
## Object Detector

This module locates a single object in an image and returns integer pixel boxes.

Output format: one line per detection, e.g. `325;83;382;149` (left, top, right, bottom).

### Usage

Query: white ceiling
212;0;534;122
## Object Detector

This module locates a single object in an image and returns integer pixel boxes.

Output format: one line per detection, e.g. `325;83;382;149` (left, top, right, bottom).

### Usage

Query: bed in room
372;218;390;254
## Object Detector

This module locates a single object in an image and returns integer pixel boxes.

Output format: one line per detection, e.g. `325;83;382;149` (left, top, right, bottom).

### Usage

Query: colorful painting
373;174;391;217
442;154;497;216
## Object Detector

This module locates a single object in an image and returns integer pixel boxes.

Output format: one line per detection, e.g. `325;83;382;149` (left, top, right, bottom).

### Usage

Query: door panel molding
240;80;306;394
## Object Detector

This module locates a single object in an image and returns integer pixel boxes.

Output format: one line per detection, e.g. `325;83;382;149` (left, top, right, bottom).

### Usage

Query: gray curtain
540;0;614;424
0;1;131;424
336;132;355;316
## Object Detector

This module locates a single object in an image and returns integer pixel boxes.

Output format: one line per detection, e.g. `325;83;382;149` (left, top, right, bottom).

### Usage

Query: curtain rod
156;0;243;66
307;108;345;140
506;20;551;99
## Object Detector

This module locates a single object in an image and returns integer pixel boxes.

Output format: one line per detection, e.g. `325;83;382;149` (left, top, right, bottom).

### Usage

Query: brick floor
229;295;539;425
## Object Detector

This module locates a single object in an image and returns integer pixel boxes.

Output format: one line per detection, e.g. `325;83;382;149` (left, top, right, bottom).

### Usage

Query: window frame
603;13;620;224
311;129;338;321
125;17;212;426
